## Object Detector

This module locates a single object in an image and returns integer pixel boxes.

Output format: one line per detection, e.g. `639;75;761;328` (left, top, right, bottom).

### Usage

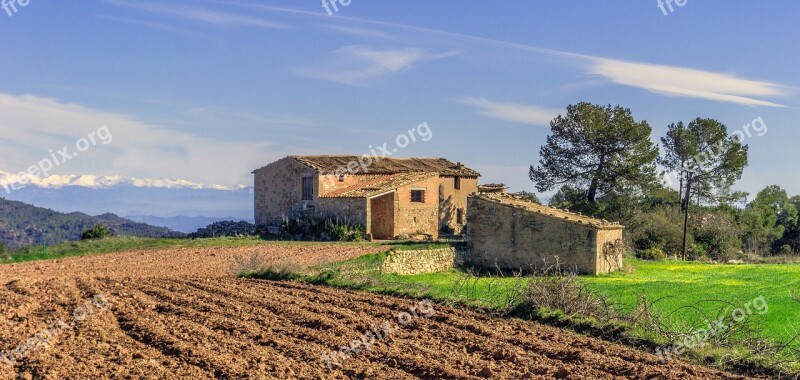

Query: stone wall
316;197;368;226
369;193;395;239
467;195;624;274
394;176;440;239
254;157;317;226
380;247;464;275
439;176;478;234
596;229;624;273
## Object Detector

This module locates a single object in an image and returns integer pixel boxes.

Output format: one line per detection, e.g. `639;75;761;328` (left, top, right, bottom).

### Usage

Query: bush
232;252;303;279
636;247;666;261
190;220;256;238
81;224;111;240
628;206;687;257
281;215;365;242
516;272;611;320
693;209;742;261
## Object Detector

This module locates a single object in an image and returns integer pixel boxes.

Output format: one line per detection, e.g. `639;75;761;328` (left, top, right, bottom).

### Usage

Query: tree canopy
530;103;658;204
659;118;748;209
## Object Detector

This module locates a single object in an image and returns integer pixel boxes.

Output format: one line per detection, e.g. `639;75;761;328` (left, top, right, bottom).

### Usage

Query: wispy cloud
90;14;218;41
321;25;396;40
103;0;285;29
0;93;278;186
587;58;788;107
457;97;559;127
297;46;460;86
253;5;788;107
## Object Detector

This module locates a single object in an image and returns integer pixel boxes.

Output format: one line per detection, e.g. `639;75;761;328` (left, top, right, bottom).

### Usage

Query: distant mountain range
0;197;183;250
0;171;253;225
0;170;246;191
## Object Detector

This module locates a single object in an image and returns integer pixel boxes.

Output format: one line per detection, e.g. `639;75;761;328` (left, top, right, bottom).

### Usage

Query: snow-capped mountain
0;171;254;225
0;170;245;191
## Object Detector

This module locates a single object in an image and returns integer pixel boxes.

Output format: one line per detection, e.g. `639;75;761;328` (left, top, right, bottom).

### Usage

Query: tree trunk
678;171;684;210
587;178;598;203
587;156;605;203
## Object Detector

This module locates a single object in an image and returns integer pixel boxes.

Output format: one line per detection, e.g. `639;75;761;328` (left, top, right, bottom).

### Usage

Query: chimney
457;162;464;170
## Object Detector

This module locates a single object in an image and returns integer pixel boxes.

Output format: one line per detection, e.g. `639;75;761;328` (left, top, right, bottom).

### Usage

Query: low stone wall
380;247;464;275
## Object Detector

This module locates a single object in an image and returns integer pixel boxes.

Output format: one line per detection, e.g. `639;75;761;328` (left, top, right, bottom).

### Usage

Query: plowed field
0;243;752;379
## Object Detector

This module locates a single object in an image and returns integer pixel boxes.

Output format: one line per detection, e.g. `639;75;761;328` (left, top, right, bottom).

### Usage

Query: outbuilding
467;193;624;274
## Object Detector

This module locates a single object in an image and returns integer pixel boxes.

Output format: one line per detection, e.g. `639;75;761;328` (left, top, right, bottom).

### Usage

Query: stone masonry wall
380;247;464;275
439;176;478;235
316;197;368;226
467;196;624;274
254;157;317;226
394;176;440;239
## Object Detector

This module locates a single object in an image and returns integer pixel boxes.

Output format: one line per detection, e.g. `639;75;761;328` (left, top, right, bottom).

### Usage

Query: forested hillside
0;198;184;250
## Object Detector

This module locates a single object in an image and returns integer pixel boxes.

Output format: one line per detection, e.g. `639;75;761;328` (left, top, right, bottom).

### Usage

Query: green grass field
317;257;800;340
582;259;800;342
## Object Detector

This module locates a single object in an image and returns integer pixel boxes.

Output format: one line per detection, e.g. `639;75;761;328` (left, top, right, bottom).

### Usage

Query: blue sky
1;0;798;197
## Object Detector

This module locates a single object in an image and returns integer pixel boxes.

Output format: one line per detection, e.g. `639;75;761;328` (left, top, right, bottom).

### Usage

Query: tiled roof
478;183;507;191
288;155;480;177
473;193;624;230
320;172;437;198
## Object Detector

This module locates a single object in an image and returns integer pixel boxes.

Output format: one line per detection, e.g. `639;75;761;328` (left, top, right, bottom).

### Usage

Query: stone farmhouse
253;155;480;240
467;193;624;274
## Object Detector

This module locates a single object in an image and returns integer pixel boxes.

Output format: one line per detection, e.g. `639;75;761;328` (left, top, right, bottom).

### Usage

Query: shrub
190;221;256;238
693;209;742;261
636;247;666;261
233;252;303;279
628;206;687;257
515;272;611;321
81;224;111;240
281;215;365;242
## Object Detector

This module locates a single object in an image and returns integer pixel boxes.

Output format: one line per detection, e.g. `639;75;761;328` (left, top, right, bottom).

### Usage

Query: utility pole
681;171;693;261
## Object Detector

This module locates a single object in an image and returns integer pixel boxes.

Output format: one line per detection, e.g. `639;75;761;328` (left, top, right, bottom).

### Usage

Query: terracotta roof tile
286;155;480;177
473;193;624;230
320;172;437;198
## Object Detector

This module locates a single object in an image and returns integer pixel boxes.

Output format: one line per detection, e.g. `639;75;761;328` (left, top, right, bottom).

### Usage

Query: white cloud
0;171;243;191
0;93;278;186
259;7;789;107
457;97;559;126
103;0;285;29
587;58;788;107
297;46;460;86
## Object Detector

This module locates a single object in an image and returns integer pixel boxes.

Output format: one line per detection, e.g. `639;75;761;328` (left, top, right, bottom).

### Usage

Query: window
338;174;345;182
457;208;465;224
410;190;425;203
454;176;461;190
302;177;313;200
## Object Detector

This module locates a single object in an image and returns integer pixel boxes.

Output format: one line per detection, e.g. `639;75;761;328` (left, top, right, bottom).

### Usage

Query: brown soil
0;243;754;379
